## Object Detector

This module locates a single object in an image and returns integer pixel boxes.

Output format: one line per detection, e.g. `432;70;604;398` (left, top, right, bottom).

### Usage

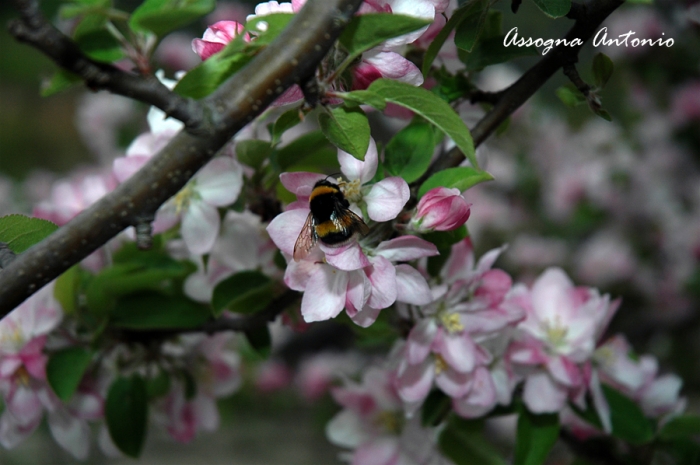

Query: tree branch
417;0;624;181
7;0;205;130
0;0;364;316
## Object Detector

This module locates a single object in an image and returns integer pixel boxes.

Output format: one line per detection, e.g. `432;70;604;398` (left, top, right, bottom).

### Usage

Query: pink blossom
326;367;448;465
113;71;183;183
156;333;242;443
191;21;247;60
410;187;471;232
268;205;436;324
254;360;293;392
33;170;118;226
352;49;423;90
394;242;524;414
508;268;620;414
183;210;279;302
158;157;244;255
595;335;686;423
670;81;700;125
359;0;436;48
0;284;98;457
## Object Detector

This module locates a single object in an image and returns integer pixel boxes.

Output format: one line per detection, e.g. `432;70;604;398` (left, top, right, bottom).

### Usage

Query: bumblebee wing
336;207;370;237
293;211;318;261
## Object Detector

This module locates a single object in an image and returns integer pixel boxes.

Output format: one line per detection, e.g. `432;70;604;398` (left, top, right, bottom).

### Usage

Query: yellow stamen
544;316;568;349
173;183;196;214
15;366;31;386
338;178;362;203
434;354;448;375
374;411;402;434
439;313;464;334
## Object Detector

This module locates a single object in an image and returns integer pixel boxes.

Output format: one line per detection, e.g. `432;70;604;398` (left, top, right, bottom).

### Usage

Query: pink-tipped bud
412;187;471;232
191;21;247;61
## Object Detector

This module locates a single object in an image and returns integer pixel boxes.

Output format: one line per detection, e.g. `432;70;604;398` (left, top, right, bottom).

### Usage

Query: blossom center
339;178;362;203
173;182;198;214
0;322;24;349
439;312;464;334
15;366;31;386
543;317;568;349
374;410;403;434
434;354;448;374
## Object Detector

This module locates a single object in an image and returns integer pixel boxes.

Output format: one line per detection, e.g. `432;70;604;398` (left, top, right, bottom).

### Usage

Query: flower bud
411;187;471;232
191;21;247;61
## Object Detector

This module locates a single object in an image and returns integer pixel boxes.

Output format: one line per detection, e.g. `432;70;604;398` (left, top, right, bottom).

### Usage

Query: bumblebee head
313;178;340;190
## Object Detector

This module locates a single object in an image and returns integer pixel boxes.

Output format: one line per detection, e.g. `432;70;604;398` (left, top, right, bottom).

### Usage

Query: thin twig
563;62;591;96
415;0;624;185
0;0;364;316
8;0;204;130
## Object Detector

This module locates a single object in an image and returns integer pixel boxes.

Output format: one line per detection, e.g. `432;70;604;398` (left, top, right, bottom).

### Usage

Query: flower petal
280;171;326;199
374;236;439;261
350;305;382;328
182;201;220;255
397;359;433;404
366;256;397;309
301;265;349;322
395;264;433;305
406;318;438;365
322;242;371;271
267;208;310;256
523;371;567;413
365;177;410;222
196;158;243;206
339;138;378;184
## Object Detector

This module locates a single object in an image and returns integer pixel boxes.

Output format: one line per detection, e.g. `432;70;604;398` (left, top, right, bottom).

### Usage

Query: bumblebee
293;179;370;261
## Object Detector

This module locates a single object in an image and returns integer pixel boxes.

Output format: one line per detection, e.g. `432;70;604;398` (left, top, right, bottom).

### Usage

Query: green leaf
318;106;370;161
556;86;586;107
418;167;493;198
110;291;210;329
368;79;478;169
129;0;215;37
333;90;387;110
421;390;451;427
270;108;303;146
174;14;294;98
272;131;339;175
211;271;273;318
145;370;171;400
459;35;538;71
74;14;123;62
660;415;700;441
384;121;435;183
85;256;194;314
244;325;272;357
106;375;148;458
41;70;82;97
237;139;273;170
515;409;559;465
422;226;468;249
431;68;474;103
54;266;80;315
46;347;93;402
591;53;614;89
439;416;508;465
532;0;571;18
593;107;612;122
339;13;431;62
603;384;655;444
0;214;58;253
453;0;496;52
